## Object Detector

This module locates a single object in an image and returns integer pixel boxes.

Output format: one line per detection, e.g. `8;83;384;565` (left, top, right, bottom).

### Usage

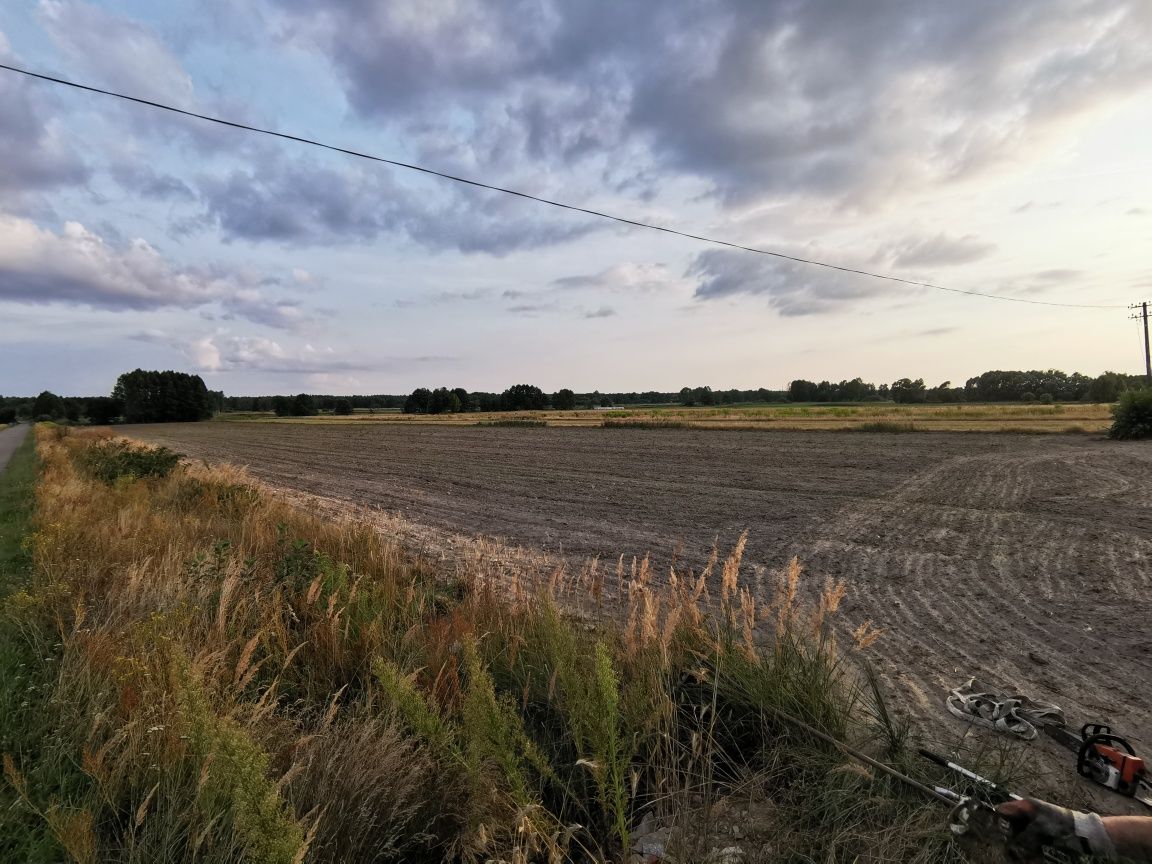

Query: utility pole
1132;302;1152;383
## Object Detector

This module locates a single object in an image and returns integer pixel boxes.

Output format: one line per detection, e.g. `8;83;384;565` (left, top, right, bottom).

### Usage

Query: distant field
219;401;1115;433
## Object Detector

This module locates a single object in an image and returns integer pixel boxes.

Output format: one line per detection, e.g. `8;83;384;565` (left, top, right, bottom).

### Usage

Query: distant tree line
4;368;1148;425
2;369;219;425
220;393;409;413
784;370;1148;405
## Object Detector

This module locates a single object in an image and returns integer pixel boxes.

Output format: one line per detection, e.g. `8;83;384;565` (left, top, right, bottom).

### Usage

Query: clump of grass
854;421;916;433
601;419;689;429
476;419;547;428
282;711;453;863
2;428;963;863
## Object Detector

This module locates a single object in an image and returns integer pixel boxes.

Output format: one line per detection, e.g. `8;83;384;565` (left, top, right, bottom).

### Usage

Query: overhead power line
0;61;1129;311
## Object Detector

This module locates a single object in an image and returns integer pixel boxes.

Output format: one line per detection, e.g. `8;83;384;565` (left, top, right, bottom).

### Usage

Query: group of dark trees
2;370;219;425
1;391;89;424
401;385;576;414
403;387;471;414
219;394;407;413
112;370;215;423
785;370;1148;405
678;387;790;406
272;394;321;417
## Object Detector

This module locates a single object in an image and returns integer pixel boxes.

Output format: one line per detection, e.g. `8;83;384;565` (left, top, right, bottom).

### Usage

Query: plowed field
129;421;1152;803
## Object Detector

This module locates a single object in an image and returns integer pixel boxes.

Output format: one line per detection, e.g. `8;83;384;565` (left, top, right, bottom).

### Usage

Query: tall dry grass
2;427;961;863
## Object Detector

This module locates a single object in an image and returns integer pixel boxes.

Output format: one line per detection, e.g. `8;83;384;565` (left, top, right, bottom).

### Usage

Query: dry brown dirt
129;422;1152;808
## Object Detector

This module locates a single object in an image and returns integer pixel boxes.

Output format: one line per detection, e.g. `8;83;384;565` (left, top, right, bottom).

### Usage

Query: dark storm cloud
272;0;1152;206
199;157;597;254
687;248;897;316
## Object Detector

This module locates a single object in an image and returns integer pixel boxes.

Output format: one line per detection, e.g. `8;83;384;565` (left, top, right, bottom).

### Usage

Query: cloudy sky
2;0;1151;396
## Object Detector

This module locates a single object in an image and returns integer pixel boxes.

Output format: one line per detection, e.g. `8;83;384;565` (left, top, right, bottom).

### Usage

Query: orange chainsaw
1048;722;1152;807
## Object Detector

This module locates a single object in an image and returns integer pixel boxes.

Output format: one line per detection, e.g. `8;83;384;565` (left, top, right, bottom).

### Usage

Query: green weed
77;439;182;485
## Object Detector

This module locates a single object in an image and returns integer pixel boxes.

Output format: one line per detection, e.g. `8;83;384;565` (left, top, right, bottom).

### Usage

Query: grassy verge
2;427;967;863
0;427;88;862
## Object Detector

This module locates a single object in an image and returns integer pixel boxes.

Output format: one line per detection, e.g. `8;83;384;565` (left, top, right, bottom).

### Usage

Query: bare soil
129;422;1152;809
0;424;28;473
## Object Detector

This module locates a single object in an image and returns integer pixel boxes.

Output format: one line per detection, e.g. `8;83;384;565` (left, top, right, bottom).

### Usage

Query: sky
2;0;1151;397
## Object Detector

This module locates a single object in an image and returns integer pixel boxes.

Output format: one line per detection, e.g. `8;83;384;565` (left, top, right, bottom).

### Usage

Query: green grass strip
0;428;34;572
0;430;74;863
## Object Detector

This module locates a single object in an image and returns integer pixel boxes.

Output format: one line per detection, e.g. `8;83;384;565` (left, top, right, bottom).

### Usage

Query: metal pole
1143;302;1151;383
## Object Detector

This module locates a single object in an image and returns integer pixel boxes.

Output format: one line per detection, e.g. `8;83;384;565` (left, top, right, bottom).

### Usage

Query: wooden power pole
1132;302;1152;383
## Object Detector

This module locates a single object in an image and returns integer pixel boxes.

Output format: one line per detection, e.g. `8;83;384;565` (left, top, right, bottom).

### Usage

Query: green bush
1109;388;1152;439
78;440;182;485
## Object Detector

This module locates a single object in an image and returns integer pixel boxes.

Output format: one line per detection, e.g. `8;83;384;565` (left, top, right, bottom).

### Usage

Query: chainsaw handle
1083;733;1136;757
1077;732;1137;786
1080;723;1113;741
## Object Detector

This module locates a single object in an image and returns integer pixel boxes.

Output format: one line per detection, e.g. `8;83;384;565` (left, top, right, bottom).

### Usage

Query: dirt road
0;424;28;473
129;422;1152;803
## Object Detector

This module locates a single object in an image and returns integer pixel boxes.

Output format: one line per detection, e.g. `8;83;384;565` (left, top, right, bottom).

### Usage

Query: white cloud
552;262;679;292
0;213;310;328
182;333;368;374
38;0;194;106
878;234;998;269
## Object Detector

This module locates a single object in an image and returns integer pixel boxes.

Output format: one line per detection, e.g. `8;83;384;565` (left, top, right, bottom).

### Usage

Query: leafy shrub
78;439;181;484
1109;388;1152;440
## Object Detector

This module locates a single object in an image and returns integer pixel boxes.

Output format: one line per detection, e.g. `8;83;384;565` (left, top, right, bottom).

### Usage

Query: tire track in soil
128;422;1152;806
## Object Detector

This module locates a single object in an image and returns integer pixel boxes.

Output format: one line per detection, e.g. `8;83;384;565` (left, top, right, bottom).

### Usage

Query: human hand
997;799;1076;859
997;798;1118;861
